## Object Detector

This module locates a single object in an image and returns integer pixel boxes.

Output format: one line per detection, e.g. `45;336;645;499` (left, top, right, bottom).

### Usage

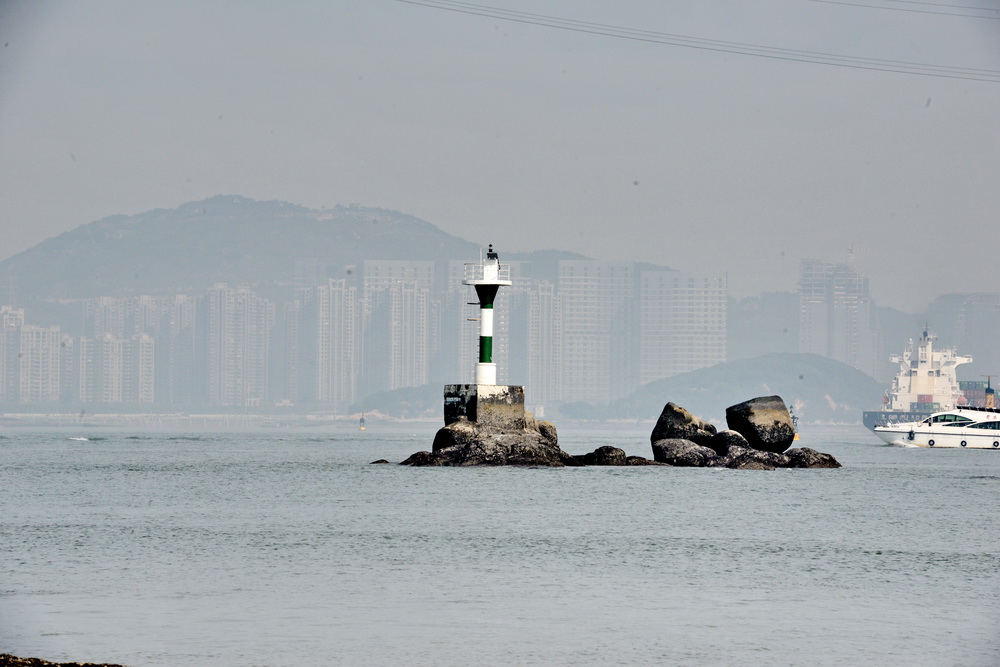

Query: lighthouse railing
464;262;510;283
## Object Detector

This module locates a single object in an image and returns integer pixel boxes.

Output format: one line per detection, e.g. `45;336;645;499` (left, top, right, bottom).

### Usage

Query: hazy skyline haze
2;0;998;312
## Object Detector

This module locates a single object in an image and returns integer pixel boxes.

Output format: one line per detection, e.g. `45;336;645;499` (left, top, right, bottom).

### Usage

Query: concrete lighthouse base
443;384;526;430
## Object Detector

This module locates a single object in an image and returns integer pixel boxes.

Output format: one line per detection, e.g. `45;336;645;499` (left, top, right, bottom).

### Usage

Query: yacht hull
873;408;1000;448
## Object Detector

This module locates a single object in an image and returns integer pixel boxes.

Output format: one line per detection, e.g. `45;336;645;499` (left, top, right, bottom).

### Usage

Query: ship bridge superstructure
886;330;972;412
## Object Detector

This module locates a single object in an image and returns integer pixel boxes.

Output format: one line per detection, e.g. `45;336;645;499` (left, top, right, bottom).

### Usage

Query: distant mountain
606;353;883;424
350;353;883;424
0;195;494;302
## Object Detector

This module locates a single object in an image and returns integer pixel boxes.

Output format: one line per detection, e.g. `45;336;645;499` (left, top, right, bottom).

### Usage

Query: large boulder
650;402;717;447
725;395;796;453
651;438;717;466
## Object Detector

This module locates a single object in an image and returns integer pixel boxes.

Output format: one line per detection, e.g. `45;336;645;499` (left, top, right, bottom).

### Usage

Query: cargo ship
862;330;976;430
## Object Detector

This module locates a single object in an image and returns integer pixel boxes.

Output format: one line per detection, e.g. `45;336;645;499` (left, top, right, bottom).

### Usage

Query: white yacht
873;406;1000;448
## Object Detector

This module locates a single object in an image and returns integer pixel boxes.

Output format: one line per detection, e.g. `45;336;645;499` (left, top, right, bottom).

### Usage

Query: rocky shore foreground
395;395;840;470
0;655;127;667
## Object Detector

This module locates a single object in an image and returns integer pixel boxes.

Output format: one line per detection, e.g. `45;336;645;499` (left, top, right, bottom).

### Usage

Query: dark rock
651;438;717;466
559;450;585;466
537;420;559;446
716;444;790;470
369;459;389;464
497;431;565;466
725;395;796;453
0;655;128;667
576;445;628;466
626;456;668;466
731;459;775;470
650;402;717;447
785;447;842;469
707;429;749;456
400;450;444;466
432;418;479;452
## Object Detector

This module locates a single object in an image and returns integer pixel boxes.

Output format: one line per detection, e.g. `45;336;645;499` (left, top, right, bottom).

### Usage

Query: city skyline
1;249;998;420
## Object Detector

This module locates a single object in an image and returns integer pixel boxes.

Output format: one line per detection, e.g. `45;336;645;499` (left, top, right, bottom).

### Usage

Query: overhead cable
392;0;1000;82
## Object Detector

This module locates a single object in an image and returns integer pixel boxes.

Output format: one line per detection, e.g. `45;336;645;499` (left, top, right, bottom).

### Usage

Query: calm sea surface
1;424;998;666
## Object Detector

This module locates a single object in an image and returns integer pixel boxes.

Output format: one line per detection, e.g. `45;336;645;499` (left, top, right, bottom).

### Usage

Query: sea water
1;425;998;666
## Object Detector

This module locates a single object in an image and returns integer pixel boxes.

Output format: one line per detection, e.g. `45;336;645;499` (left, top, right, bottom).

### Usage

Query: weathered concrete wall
444;384;526;430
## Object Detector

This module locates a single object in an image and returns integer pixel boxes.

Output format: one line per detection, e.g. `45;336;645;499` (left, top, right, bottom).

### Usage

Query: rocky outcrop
402;416;567;466
648;396;841;469
725;395;796;453
397;393;839;470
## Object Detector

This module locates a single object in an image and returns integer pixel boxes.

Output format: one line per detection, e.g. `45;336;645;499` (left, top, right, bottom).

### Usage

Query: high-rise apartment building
0;307;63;404
0;306;25;402
79;334;126;403
316;279;358;408
18;325;63;403
798;260;877;376
638;270;728;384
84;296;130;338
160;295;200;406
205;285;274;407
524;280;563;407
558;261;635;403
359;261;435;395
131;332;155;404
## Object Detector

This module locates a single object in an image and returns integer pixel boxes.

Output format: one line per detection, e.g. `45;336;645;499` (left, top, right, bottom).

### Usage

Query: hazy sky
2;1;998;312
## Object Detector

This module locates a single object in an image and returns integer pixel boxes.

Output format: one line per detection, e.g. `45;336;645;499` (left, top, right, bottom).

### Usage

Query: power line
886;0;1000;13
810;0;1000;20
392;0;1000;82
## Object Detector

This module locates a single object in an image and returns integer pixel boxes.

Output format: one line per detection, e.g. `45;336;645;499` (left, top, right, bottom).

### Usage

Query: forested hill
1;195;489;301
617;353;883;424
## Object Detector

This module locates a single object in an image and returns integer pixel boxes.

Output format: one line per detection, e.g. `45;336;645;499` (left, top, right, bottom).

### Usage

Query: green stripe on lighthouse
475;284;499;366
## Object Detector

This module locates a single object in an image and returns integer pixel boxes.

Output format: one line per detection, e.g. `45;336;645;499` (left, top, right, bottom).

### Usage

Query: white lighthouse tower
464;244;512;385
443;245;524;429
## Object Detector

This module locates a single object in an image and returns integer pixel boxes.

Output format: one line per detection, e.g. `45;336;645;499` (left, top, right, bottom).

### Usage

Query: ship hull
863;410;934;431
